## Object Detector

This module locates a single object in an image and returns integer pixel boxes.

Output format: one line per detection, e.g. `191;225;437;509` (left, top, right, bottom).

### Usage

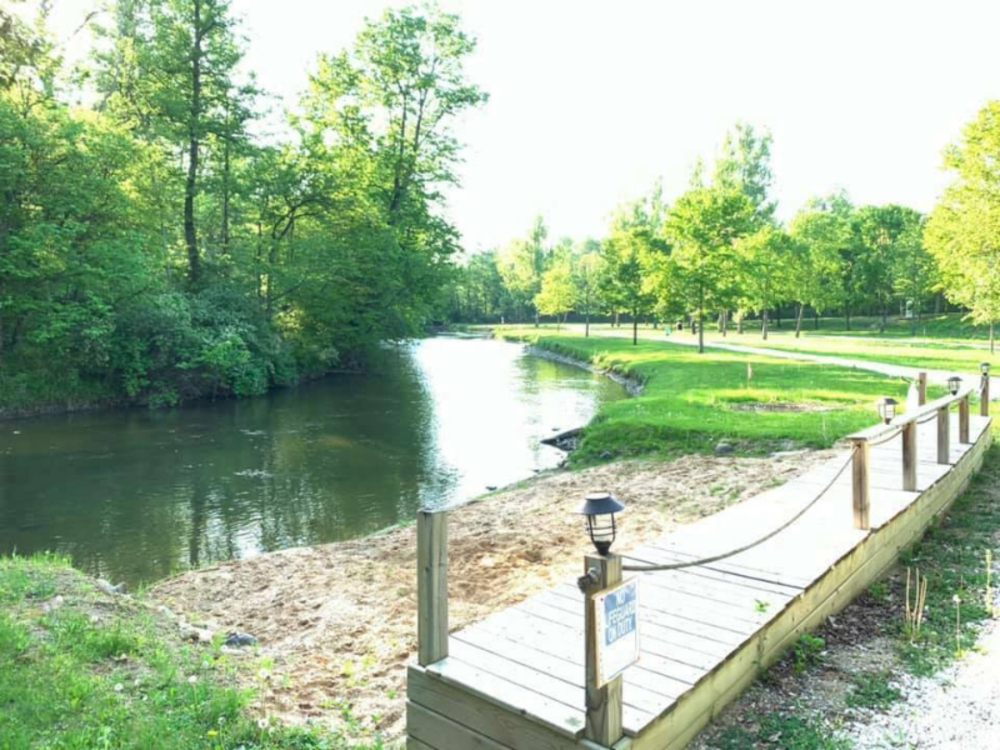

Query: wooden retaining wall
407;411;992;750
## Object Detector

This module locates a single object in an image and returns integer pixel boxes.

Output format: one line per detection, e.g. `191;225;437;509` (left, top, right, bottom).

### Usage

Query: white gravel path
845;617;1000;749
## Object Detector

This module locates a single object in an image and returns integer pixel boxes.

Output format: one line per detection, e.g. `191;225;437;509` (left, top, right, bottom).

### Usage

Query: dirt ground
150;450;836;743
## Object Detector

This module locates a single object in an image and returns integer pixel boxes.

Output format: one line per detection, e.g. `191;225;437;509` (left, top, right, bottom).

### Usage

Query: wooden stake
917;372;928;406
902;421;917;492
417;510;449;666
937;405;950;465
584;553;624;746
983;375;991;418
851;438;870;530
959;395;970;444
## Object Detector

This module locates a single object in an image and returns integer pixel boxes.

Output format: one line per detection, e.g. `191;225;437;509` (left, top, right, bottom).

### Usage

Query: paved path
587;326;999;401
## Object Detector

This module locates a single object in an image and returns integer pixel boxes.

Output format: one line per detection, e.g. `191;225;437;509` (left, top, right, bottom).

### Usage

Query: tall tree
789;193;853;335
926;101;1000;352
665;185;756;352
736;227;794;340
497;216;549;325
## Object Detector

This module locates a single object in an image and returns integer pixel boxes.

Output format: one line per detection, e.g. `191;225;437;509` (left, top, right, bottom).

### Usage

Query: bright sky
41;0;1000;253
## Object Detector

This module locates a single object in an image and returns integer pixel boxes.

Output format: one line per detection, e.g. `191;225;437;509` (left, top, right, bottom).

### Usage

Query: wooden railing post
584;553;624;746
959;395;971;444
850;438;870;530
937;405;950;465
983;374;991;418
917;372;928;406
902;421;918;491
417;510;448;666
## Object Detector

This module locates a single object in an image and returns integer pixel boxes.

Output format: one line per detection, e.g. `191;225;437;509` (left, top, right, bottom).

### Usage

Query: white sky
39;0;1000;253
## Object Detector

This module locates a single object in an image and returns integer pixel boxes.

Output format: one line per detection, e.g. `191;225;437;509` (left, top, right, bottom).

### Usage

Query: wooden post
417;510;448;666
902;421;917;492
937;405;950;465
959;395;971;444
850;438;870;530
584;553;624;747
917;372;928;406
983;374;991;417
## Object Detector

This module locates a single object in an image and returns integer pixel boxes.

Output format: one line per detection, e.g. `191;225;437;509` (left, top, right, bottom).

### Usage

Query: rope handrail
621;446;857;573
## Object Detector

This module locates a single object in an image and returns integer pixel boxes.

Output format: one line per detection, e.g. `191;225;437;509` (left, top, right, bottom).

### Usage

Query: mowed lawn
496;330;921;464
699;330;997;376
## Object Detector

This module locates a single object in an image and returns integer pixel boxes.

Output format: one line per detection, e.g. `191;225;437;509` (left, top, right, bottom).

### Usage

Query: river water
0;337;625;585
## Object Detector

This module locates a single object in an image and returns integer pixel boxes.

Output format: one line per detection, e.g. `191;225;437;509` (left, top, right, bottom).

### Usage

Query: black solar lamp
982;362;991;376
877;397;898;425
578;492;625;555
948;376;962;396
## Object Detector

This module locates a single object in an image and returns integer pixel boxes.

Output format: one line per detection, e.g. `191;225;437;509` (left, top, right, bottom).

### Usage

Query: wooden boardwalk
407;407;993;750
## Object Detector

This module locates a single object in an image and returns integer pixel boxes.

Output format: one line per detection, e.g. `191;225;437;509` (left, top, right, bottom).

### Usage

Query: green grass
891;446;1000;676
497;330;924;464
0;553;379;749
710;711;851;750
845;671;901;711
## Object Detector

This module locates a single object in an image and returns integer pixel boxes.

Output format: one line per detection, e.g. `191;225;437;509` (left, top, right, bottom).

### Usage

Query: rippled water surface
0;337;625;584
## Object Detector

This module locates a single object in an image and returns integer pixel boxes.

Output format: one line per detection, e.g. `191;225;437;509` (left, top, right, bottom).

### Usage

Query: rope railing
616;372;991;577
621;447;857;573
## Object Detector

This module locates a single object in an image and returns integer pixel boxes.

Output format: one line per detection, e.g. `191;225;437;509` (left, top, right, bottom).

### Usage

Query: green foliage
711;711;850;750
926;100;1000;351
1;2;486;414
845;671;901;710
791;633;826;675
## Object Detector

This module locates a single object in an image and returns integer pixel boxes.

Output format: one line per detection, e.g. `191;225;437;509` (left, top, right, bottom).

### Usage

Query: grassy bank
497;330;924;464
0;554;373;749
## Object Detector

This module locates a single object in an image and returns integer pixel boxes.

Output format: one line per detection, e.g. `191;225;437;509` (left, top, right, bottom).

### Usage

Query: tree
713;122;776;227
789;193;853;336
926;101;1000;352
855;204;924;331
892;218;937;333
600;229;657;345
736;227;794;340
497;216;549;325
665;185;756;352
535;251;576;327
574;241;604;336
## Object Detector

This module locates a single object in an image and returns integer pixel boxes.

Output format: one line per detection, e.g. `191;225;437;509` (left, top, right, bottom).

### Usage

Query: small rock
224;632;258;648
599;451;613;460
41;595;65;614
486;485;498;491
97;579;127;596
714;442;736;456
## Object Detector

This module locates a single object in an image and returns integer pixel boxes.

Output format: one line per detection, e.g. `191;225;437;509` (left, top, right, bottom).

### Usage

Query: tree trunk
845;307;852;331
614;311;619;328
633;315;638;346
737;316;744;334
992;322;996;355
815;310;820;330
585;312;590;337
775;308;782;329
762;310;769;341
795;303;805;338
698;311;705;353
534;310;539;328
720;310;728;337
184;0;204;284
881;305;888;333
221;132;231;254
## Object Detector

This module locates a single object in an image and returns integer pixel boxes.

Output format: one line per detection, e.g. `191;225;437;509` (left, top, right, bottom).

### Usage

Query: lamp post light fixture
982;362;991;376
578;492;626;556
948;376;962;396
877;397;898;425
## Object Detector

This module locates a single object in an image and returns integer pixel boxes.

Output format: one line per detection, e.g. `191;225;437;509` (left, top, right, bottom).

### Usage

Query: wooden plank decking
407;413;993;750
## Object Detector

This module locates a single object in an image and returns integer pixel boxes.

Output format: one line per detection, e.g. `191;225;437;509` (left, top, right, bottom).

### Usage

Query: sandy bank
150;450;837;743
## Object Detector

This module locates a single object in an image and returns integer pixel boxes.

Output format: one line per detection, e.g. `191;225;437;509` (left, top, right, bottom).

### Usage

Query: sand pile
151;451;834;743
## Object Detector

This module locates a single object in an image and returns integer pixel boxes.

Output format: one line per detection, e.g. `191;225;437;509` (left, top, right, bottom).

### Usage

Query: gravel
844;616;1000;749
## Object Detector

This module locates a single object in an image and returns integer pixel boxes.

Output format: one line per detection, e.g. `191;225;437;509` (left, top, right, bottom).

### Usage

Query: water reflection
0;338;625;585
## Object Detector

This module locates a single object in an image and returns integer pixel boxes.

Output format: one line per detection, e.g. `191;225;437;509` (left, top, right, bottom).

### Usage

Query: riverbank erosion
150;449;837;742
